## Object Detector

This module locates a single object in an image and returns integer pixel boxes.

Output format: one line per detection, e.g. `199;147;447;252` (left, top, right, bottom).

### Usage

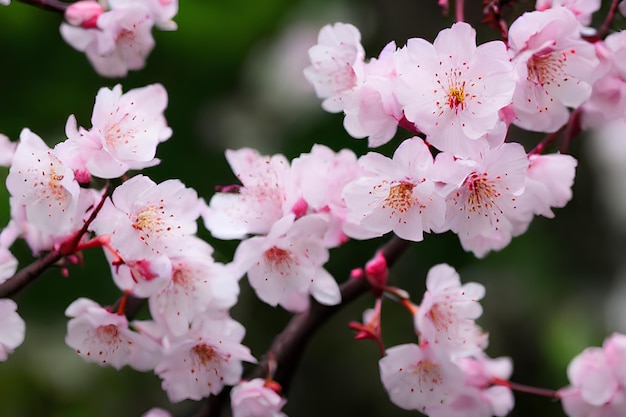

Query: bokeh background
0;0;625;416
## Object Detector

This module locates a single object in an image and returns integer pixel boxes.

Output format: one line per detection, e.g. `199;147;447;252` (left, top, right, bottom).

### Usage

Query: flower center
382;181;415;214
527;49;568;88
464;172;500;215
193;343;218;366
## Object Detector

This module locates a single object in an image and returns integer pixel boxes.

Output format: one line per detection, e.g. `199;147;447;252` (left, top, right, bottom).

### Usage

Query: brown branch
0;184;110;298
16;0;71;13
194;236;411;417
0;249;63;298
598;0;620;40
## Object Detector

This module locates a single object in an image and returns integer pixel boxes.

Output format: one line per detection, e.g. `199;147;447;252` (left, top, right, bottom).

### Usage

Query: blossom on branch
231;378;288;417
232;214;340;312
65;298;160;370
61;83;171;179
155;314;256;402
508;7;600;132
342;137;446;242
395;22;515;156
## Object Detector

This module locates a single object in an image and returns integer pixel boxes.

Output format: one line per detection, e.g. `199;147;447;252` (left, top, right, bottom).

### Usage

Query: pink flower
304;22;365;113
429;355;514;417
110;0;178;30
395;22;515;156
289;144;359;247
204;148;290;239
149;237;239;336
60;5;155;77
559;333;626;417
436;142;529;258
232;214;340;312
342;41;404;147
6;129;98;254
508;7;600;132
231;378;287;417
62;84;171;179
535;0;601;25
342;137;446;242
155;314;256;402
91;175;201;260
416;264;487;356
379;342;465;412
0;299;25;361
582;31;626;127
519;153;577;220
65;298;160;370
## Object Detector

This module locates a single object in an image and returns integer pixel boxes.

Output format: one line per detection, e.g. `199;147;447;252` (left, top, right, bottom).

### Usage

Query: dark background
0;0;623;416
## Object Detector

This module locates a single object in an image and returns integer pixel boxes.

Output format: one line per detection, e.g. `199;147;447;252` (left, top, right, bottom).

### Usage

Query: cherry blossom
379;341;465;412
519;153;577;221
395;22;515;156
6;129;80;235
582;30;626;128
90;174;201;260
232;214;340;312
110;0;178;30
535;0;601;25
61;83;171;179
60;4;155;78
204;148;290;239
342;41;403;147
508;7;600;133
429;355;514;417
435;142;529;258
231;378;288;417
149;237;239;336
287;144;359;247
5;129;99;254
65;298;160;370
559;333;626;417
303;22;365;113
342;137;446;242
155;314;256;402
0;299;25;361
416;264;487;356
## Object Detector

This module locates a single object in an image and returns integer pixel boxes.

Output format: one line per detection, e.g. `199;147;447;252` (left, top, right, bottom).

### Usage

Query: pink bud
65;1;104;28
364;250;388;290
290;197;308;219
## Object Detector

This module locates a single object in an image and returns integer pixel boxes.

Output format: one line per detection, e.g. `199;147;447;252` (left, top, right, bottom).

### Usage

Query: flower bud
65;1;104;28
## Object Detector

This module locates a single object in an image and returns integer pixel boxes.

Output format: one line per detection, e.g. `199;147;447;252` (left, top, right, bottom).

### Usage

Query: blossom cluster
378;264;513;417
60;0;178;77
302;11;592;258
1;0;626;415
0;84;259;406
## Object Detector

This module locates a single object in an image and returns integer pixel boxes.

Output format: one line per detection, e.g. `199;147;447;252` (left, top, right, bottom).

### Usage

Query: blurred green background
0;0;623;416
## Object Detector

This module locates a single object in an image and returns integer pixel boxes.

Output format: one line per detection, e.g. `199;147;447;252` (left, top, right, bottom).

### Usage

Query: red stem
455;0;465;22
493;377;559;399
